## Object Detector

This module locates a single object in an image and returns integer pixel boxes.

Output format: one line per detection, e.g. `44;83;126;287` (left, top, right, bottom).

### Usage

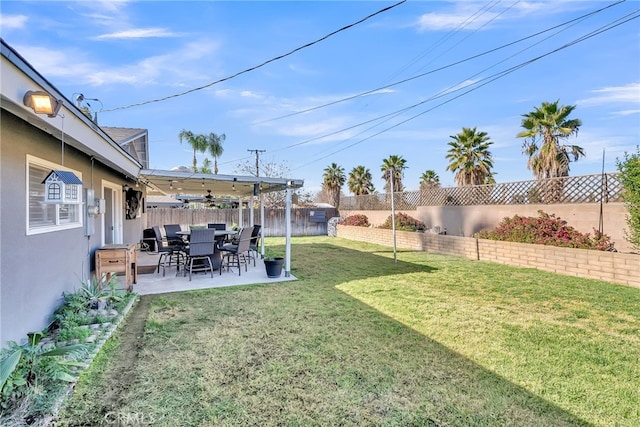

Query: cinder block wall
336;225;639;288
339;203;631;253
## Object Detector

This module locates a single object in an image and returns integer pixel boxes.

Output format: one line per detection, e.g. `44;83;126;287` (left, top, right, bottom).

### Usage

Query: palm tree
445;127;494;186
419;170;440;190
517;100;584;179
179;129;208;172
199;158;212;174
322;163;345;209
206;132;226;174
348;165;375;195
381;155;407;193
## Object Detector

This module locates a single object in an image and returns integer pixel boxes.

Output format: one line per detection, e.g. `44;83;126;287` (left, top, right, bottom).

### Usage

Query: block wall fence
336;225;639;288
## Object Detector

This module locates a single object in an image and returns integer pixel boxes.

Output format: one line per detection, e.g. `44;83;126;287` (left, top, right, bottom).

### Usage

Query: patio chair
153;226;186;276
184;228;217;281
247;224;262;266
207;223;226;230
164;224;186;248
219;227;253;276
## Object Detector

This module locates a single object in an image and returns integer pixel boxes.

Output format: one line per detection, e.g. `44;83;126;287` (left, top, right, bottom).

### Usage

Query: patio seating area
129;249;296;295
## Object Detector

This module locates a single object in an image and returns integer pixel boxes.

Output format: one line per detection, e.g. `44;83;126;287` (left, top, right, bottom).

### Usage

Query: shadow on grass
61;239;590;426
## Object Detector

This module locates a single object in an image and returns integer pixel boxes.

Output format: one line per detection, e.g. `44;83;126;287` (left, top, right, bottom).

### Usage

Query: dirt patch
87;296;153;421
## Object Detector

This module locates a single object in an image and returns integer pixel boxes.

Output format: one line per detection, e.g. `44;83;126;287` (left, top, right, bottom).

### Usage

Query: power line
258;1;628;160
384;0;505;84
290;8;640;172
256;0;625;125
101;0;406;113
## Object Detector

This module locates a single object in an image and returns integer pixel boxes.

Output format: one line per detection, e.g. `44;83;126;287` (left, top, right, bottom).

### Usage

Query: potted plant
263;247;284;278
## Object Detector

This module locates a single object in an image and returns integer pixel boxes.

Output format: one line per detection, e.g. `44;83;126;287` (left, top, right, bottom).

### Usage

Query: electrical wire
101;0;406;113
251;1;624;161
290;9;640;172
384;0;504;84
255;0;625;125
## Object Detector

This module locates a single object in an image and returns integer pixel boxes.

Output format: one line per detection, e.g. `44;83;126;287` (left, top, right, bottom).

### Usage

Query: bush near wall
342;214;370;227
336;224;639;288
477;210;614;251
616;146;640;251
379;212;426;232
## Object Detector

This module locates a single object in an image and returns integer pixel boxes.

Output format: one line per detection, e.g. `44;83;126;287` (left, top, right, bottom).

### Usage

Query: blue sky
2;1;638;193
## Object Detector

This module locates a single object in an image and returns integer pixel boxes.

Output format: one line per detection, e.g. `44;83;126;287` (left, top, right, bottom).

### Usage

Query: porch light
23;90;61;117
25;90;83;203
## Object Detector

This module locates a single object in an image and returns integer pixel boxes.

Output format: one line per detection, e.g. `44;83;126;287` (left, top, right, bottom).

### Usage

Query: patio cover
139;169;304;197
138;169;304;277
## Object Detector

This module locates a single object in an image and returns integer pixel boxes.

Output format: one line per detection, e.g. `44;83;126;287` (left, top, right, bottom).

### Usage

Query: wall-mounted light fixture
23;90;62;117
25;90;83;204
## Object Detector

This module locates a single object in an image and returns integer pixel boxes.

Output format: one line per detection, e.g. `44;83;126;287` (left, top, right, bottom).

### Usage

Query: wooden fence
144;207;339;237
340;173;623;210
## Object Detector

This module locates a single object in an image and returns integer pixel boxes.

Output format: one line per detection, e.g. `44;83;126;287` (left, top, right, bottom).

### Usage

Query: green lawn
58;236;640;426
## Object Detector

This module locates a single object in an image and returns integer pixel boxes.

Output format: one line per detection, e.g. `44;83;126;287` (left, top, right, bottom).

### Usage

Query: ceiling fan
205;190;216;208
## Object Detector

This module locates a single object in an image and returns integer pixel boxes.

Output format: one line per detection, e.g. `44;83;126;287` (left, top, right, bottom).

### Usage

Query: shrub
616;146;640;251
379;213;426;232
342;214;370;227
477;210;613;250
0;332;86;413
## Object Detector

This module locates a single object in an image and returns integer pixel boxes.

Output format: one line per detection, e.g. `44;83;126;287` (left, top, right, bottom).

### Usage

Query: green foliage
616;146;640;251
379;212;426;232
0;332;86;411
56;327;91;343
517;100;584;179
79;274;113;308
342;214;370;227
445;127;494;186
477;210;613;250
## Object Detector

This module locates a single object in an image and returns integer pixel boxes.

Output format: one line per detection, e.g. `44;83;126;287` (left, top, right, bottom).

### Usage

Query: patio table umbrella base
264;257;284;278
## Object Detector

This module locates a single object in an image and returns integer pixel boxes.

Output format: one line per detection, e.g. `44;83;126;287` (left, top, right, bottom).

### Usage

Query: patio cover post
238;196;244;228
260;192;265;257
285;186;292;277
249;195;255;226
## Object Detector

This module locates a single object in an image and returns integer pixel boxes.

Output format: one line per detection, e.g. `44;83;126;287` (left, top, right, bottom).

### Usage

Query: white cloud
0;14;28;29
577;82;640;106
14;39;221;88
417;11;498;32
240;90;262;99
438;79;479;96
95;27;179;40
612;109;640;116
88;0;131;14
415;1;583;32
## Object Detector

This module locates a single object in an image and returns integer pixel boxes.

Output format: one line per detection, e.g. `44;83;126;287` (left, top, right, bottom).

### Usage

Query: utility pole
247;149;266;177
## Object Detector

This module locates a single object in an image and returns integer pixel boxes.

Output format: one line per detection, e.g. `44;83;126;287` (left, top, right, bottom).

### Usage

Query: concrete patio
127;250;297;295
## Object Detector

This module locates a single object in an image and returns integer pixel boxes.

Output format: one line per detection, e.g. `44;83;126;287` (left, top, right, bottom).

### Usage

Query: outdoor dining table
174;229;238;272
175;229;238;240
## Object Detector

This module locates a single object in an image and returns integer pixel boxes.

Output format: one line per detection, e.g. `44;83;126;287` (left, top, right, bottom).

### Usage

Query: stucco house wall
1;40;144;347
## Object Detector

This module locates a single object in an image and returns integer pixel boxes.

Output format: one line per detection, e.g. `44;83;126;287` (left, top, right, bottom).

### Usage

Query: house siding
0;110;144;346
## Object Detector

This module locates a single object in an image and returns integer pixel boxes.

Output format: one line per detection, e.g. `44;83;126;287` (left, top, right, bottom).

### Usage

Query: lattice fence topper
340;173;623;210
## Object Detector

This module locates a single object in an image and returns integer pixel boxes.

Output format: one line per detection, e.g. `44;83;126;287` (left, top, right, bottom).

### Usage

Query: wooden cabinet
95;243;137;291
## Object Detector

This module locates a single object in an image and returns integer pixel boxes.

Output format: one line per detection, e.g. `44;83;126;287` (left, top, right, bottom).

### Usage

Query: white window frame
26;155;83;235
